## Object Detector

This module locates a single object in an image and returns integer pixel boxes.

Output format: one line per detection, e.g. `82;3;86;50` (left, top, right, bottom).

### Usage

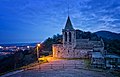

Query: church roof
75;44;93;49
64;16;74;30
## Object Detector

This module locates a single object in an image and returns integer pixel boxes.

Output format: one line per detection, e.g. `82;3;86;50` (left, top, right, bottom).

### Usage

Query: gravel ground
8;59;114;77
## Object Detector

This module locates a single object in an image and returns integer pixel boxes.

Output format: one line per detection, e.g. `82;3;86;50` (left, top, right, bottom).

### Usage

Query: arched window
68;50;69;53
65;32;67;42
58;51;60;53
69;32;71;42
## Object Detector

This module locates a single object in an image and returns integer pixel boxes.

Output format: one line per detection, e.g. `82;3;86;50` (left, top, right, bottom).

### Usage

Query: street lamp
37;44;40;60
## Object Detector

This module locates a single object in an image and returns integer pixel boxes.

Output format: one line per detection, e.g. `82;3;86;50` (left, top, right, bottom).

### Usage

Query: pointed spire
64;16;74;30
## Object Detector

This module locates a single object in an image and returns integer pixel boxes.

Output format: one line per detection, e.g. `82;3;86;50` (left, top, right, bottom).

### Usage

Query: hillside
94;31;120;40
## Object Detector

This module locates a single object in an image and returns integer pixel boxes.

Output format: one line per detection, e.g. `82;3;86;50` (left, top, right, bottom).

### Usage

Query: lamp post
37;44;40;60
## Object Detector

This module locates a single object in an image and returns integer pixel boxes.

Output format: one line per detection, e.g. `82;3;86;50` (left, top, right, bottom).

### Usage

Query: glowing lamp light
37;44;40;47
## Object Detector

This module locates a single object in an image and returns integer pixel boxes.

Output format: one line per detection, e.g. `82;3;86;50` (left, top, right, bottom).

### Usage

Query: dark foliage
42;34;62;51
95;31;120;55
0;49;37;74
0;55;14;73
104;39;120;55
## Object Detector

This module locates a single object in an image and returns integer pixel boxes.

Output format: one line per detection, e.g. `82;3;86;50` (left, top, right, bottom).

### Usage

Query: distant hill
94;31;120;40
76;30;100;41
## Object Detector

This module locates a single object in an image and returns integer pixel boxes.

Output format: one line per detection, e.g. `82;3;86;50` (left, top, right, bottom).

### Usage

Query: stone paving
8;59;114;77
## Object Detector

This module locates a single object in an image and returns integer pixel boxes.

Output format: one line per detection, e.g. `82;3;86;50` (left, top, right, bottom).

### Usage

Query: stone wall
52;44;93;58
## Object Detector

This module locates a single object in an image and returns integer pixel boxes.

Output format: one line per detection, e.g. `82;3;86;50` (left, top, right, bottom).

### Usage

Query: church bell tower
62;16;76;48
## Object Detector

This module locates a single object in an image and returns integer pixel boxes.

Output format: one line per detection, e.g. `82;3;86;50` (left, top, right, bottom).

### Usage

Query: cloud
0;0;120;43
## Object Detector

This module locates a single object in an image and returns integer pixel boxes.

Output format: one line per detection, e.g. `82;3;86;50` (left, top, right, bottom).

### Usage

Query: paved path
8;59;114;77
28;59;85;70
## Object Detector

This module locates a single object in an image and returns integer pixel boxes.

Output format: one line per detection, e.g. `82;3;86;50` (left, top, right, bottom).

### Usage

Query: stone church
52;16;104;58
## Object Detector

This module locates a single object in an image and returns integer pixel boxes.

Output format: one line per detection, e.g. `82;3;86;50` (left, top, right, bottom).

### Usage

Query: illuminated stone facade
52;16;104;58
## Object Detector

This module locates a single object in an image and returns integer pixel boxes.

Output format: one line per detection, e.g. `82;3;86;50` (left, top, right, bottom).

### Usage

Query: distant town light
0;46;3;49
27;46;30;49
17;47;20;50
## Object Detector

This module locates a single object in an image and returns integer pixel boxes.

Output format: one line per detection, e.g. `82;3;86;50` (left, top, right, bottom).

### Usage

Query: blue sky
0;0;120;43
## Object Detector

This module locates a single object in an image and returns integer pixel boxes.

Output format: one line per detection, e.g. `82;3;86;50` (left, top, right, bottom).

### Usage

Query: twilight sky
0;0;120;44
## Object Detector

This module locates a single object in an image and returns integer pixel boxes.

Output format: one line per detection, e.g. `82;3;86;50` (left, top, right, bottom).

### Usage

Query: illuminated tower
62;16;76;48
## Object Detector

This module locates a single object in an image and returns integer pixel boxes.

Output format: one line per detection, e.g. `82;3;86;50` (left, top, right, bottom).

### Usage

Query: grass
84;59;91;68
21;60;49;70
